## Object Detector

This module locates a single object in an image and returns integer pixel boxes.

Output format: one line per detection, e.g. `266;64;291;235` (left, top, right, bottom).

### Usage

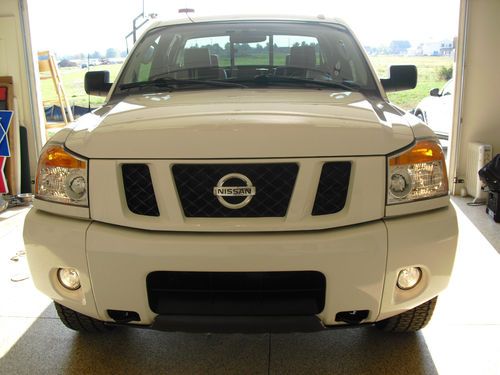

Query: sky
28;0;460;56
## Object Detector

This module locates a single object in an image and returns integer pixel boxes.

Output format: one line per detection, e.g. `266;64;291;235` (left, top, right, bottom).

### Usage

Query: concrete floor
1;201;499;375
452;196;500;252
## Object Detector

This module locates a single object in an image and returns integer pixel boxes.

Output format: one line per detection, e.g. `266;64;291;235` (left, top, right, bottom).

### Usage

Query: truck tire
54;302;114;333
376;297;438;332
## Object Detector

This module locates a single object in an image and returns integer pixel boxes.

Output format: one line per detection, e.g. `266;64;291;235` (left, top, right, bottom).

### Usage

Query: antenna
179;8;195;23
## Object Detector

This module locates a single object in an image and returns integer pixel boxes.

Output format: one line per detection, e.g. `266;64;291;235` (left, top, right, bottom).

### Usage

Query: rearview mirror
381;65;417;92
84;71;112;96
230;32;267;44
429;88;440;97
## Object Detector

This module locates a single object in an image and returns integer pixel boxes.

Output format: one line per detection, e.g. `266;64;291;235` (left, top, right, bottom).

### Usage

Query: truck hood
65;89;414;159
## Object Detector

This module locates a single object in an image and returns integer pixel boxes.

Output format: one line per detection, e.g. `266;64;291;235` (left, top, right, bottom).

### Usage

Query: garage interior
1;0;499;374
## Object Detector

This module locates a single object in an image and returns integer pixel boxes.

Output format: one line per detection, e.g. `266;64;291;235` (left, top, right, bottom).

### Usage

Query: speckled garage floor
1;198;499;375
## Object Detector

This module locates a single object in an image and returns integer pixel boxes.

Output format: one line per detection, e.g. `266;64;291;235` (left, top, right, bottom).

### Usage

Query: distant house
407;45;423;56
418;40;454;56
440;41;454;56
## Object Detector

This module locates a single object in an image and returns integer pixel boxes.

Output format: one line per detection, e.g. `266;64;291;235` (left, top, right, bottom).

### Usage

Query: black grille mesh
312;162;351;216
172;163;298;217
122;164;160;216
147;271;326;315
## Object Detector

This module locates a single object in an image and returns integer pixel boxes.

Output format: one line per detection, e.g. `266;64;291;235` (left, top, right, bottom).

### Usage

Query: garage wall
0;0;43;191
454;0;500;185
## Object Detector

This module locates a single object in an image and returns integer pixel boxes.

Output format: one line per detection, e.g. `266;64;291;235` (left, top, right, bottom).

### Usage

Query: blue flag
0;110;13;157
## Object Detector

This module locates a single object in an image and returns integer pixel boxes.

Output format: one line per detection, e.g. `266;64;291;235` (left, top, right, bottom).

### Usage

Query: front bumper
24;205;458;328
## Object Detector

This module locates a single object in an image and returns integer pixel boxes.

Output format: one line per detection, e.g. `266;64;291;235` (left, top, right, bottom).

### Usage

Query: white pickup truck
24;15;458;334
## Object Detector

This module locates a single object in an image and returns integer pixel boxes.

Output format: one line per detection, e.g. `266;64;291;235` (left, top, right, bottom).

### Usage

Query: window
116;21;377;94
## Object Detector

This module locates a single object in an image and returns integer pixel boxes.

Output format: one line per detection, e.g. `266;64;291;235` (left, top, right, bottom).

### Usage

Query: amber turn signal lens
40;145;86;169
389;140;446;167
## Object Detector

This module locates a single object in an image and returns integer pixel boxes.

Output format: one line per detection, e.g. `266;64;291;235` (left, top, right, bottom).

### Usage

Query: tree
90;50;102;59
58;59;77;68
207;43;224;56
106;48;118;58
389;40;411;55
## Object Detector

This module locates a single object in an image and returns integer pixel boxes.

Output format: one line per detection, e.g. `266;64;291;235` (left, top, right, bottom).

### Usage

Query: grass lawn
41;55;453;112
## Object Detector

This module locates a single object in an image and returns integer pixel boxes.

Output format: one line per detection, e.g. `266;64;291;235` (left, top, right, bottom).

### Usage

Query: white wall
454;0;500;186
0;0;43;192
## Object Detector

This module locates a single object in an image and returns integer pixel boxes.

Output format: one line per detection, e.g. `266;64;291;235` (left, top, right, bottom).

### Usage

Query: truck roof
148;14;348;29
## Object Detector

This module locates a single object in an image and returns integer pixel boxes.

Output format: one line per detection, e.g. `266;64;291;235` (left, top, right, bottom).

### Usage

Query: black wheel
376;297;437;332
54;301;114;333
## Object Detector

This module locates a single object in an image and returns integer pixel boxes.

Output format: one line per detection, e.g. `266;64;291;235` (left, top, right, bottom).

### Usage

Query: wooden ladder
38;51;74;126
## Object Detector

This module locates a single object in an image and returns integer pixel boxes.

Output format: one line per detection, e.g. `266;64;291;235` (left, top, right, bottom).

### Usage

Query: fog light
397;267;422;290
57;268;81;290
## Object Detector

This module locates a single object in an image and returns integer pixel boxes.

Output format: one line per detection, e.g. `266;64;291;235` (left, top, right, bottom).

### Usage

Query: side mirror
381;65;417;92
429;88;441;97
84;71;112;96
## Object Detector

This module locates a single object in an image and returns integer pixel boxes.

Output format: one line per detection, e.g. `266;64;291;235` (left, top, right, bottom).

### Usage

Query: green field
42;55;453;111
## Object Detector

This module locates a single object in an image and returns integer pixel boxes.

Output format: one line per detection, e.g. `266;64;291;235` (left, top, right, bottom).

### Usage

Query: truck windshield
115;21;378;94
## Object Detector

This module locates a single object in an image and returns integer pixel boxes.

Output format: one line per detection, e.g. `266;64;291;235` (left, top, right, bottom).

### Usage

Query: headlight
387;139;448;204
35;143;88;206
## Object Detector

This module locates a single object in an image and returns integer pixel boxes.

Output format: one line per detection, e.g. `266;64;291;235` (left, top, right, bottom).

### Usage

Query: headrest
210;54;219;67
289;46;316;68
184;48;211;68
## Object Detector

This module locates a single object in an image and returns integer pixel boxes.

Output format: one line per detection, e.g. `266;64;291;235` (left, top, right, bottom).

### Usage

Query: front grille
122;164;160;216
147;271;326;315
312;162;351;216
172;163;298;217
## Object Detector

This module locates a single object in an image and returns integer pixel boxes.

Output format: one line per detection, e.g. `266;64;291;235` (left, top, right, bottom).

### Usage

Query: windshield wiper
231;75;358;91
119;77;247;91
